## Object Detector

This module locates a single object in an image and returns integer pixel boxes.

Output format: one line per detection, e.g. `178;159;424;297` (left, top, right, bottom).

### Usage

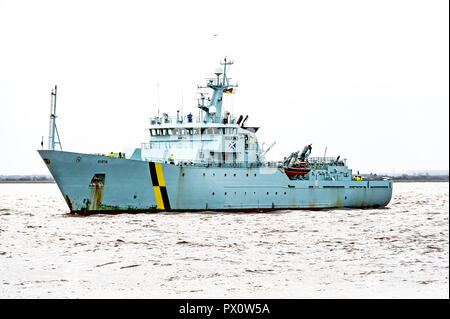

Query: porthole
246;173;248;177
275;192;278;195
212;192;215;196
266;192;269;195
224;192;227;195
254;173;256;176
203;173;205;176
233;173;236;177
284;192;286;195
182;173;185;176
224;173;227;176
213;173;215;176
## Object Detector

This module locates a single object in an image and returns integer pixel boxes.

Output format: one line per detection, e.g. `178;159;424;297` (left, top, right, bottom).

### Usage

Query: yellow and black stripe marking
149;162;171;210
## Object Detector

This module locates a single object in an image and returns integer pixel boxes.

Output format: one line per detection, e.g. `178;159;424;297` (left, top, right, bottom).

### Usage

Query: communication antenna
220;57;233;86
181;86;184;119
157;82;160;117
323;146;327;159
48;85;62;151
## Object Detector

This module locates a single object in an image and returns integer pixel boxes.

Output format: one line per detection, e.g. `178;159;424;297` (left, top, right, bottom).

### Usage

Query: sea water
0;182;448;298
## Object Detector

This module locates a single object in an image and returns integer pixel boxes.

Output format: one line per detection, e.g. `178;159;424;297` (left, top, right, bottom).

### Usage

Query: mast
48;85;62;151
197;57;238;123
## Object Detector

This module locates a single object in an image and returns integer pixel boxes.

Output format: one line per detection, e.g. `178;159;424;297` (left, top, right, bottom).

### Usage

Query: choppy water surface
0;182;448;298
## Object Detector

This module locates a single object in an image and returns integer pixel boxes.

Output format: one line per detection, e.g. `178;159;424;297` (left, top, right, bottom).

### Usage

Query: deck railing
308;157;346;166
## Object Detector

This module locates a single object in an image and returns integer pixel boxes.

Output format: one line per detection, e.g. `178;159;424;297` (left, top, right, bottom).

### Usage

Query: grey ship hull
38;150;393;214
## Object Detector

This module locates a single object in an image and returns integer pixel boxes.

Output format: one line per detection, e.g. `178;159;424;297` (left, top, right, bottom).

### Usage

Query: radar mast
197;57;238;123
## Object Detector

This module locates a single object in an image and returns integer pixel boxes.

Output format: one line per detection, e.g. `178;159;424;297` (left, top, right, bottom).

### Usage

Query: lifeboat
283;162;311;176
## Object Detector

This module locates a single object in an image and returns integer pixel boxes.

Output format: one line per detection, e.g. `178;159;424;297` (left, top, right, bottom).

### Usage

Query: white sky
0;0;448;175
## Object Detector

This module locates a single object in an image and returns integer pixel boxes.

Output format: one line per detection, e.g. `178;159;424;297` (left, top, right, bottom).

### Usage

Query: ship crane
260;141;276;157
283;144;312;167
299;144;312;162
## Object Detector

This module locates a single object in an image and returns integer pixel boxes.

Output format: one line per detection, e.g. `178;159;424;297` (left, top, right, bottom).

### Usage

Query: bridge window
150;129;160;136
200;128;222;135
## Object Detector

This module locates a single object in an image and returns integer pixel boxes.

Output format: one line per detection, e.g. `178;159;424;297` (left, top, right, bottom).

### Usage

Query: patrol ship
38;58;392;214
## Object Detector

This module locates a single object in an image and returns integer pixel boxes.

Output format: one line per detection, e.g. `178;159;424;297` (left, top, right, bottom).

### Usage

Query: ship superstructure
38;58;392;214
139;58;261;167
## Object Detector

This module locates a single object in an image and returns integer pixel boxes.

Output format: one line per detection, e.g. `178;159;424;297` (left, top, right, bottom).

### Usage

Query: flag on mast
223;88;233;94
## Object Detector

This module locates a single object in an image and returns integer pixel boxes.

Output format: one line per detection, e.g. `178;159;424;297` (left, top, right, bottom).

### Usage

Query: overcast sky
0;0;448;175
